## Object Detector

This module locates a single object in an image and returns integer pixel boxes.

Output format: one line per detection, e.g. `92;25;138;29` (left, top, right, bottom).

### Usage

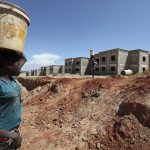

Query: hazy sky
7;0;150;70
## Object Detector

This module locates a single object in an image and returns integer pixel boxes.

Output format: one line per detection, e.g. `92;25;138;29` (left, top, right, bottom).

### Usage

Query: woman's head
0;51;27;76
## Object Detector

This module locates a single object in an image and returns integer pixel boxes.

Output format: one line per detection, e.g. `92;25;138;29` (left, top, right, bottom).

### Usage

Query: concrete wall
44;65;64;75
107;49;118;75
118;50;128;75
29;65;64;76
74;58;81;74
139;51;149;73
40;67;46;76
27;49;150;76
74;57;89;75
125;49;149;74
59;65;65;74
36;69;41;76
28;72;31;76
99;51;108;75
65;57;89;75
45;66;50;76
99;49;119;75
65;58;74;74
126;50;139;73
81;58;89;75
31;70;34;76
52;66;60;74
126;50;149;74
26;71;29;76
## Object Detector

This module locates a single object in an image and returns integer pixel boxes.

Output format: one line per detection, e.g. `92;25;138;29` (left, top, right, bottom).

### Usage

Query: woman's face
5;57;26;76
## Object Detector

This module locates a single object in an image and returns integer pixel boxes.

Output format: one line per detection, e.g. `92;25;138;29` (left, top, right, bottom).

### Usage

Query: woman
0;50;26;150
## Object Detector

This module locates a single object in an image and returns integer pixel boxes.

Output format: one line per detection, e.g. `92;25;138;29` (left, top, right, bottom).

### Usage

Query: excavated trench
117;102;150;128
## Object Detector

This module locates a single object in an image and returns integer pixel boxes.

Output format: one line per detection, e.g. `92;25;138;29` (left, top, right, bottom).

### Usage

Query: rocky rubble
19;75;150;150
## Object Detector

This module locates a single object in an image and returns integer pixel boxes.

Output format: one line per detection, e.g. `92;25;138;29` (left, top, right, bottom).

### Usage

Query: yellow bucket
0;1;30;54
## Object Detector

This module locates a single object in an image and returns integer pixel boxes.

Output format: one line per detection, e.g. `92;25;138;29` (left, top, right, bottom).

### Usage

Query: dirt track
18;75;150;150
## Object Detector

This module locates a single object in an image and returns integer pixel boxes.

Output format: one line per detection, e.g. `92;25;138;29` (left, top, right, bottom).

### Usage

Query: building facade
65;57;89;75
65;58;74;74
96;48;129;75
95;48;149;75
27;65;64;76
126;49;149;74
26;48;150;76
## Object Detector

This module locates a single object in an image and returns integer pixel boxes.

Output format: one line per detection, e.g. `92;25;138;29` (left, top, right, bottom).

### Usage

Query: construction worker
89;55;97;78
0;50;26;150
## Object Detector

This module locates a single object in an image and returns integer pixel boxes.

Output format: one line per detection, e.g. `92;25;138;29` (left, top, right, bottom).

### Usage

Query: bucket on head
89;49;94;56
0;1;30;54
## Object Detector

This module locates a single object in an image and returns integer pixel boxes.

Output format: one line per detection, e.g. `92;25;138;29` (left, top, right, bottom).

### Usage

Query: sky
6;0;150;71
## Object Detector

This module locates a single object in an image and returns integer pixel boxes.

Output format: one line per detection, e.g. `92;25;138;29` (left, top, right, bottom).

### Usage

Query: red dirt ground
19;75;150;150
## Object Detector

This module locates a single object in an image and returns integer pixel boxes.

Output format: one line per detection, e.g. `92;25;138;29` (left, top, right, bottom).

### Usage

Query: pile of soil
19;75;150;150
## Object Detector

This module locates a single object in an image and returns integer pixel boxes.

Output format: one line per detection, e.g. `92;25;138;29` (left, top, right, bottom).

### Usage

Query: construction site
0;1;150;150
18;69;150;150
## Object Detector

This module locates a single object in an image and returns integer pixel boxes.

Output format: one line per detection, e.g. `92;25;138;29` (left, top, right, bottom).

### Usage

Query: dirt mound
19;76;150;150
99;114;150;150
135;68;150;77
98;76;150;150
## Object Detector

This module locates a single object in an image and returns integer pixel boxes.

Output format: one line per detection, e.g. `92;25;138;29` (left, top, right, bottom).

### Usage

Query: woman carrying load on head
0;50;26;150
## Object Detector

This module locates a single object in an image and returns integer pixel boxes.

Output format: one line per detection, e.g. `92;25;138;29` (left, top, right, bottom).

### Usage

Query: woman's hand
10;131;22;148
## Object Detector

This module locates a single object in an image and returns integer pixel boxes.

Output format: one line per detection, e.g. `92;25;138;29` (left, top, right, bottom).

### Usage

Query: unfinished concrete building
93;48;149;75
47;65;64;75
31;70;34;76
27;65;64;76
60;65;65;74
26;48;150;77
65;58;74;74
34;69;41;76
125;49;149;73
95;48;129;75
65;57;89;75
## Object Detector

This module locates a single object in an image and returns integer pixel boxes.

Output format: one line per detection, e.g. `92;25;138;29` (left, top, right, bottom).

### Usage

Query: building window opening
68;68;71;72
69;62;71;66
65;62;67;66
76;68;80;72
102;67;106;71
95;67;99;71
111;55;115;61
143;67;146;72
143;56;146;62
65;68;67;72
102;57;106;62
111;66;115;71
76;61;80;65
